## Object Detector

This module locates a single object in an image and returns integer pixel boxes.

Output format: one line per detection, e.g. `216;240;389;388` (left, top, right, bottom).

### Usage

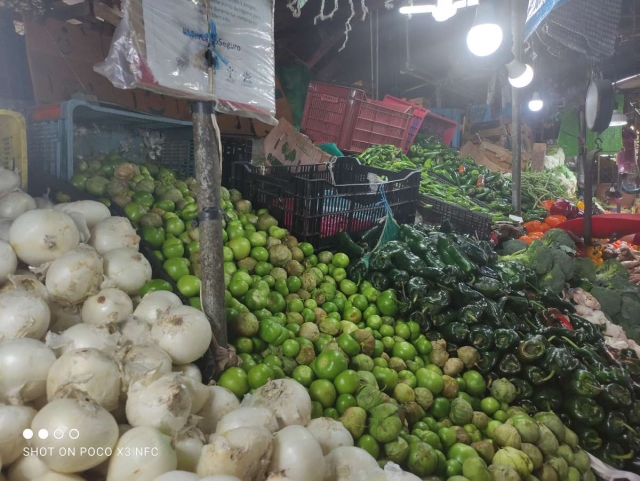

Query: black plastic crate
221;137;253;187
417;195;492;240
231;157;420;250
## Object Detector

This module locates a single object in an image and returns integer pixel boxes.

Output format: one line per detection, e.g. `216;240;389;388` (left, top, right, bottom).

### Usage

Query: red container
383;95;428;153
419;111;458;146
341;98;413;154
301;82;366;146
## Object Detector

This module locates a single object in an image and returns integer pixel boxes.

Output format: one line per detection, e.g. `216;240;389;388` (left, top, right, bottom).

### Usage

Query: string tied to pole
183;20;229;70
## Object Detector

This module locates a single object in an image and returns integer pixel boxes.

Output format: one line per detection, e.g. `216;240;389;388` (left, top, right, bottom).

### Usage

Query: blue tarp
525;0;569;39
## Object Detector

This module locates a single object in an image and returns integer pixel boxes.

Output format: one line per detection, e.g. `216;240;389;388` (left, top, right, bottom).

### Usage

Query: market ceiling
12;0;640;107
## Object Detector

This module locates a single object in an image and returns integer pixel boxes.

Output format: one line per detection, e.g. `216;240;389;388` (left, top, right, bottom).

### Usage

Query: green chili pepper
497;353;522;376
599;383;633;409
533;386;563;412
441;322;470;345
420;289;451;315
523;365;554;386
573;423;603;451
494;329;521;351
570;370;603;398
472;276;505;299
458;304;484;324
565;396;605;426
509;377;533;400
596;442;634;470
468;325;494;352
516;335;549;364
601;411;637;437
475;351;498;374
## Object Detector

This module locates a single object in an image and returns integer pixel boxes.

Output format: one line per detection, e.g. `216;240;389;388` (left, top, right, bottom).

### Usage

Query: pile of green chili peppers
346;221;640;473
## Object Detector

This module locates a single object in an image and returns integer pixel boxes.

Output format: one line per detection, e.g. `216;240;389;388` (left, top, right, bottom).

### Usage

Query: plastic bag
95;0;276;125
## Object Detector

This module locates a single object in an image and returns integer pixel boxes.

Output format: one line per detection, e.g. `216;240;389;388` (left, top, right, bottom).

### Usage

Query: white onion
31;474;85;481
182;377;209;414
151;306;212;364
10;210;80;267
31;395;118;473
34;192;54;209
266;476;296;481
49;304;82;333
7;454;51;481
172;425;205;472
153;472;199;481
0;218;12;242
0;289;50;341
0;239;16;284
270;425;325;481
0;168;21;198
46;324;119;356
133;291;182;326
0;192;36;220
46;348;121;410
45;245;104;306
172;364;202;382
215;407;279;435
106;427;177;481
200;477;242;481
196;386;240;436
54;201;111;229
196;427;273;480
323;446;382;481
372;463;422;481
126;374;192;436
102;248;151;295
306;418;354;455
241;379;312;430
118;316;151;346
90;217;140;255
81;288;132;326
66;212;90;244
0;404;37;464
0;338;56;404
117;344;172;388
1;275;49;303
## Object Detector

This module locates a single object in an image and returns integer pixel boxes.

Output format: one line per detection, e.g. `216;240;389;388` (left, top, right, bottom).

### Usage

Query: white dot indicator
69;429;80;440
22;429;33;440
54;429;64;440
38;429;49;440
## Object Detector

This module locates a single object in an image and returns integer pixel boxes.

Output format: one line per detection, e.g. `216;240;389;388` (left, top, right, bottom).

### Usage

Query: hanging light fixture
506;60;534;88
432;0;457;21
400;0;479;17
528;92;544;112
467;0;503;57
610;110;628;127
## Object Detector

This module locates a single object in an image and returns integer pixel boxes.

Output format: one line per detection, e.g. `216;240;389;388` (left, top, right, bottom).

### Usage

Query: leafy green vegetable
542;229;576;253
501;239;528;256
499;241;553;276
551;250;574;281
590;286;622;318
573;257;597;283
540;264;565;294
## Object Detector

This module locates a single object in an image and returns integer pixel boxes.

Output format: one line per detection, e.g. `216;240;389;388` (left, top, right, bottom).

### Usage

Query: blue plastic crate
28;100;194;182
429;108;463;148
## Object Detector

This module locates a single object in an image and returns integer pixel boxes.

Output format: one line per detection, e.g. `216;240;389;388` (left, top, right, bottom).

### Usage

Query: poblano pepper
388;269;410;289
573;423;604;451
473;276;506;298
570;370;603;398
600;410;635;437
441;322;470;344
407;277;430;299
453;283;484;305
523;365;553;386
509;377;533;400
596;442;634;470
458;304;484;324
533;386;563;412
494;329;520;351
475;351;498;374
437;236;475;274
432;311;457;328
599;383;633;409
543;346;582;379
468;325;494;352
497;353;522;376
565;396;605;426
516;335;549;363
347;258;368;284
370;250;394;272
368;271;390;291
420;289;451;315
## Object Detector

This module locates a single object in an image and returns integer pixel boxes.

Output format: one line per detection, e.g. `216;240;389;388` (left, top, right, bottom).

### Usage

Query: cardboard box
263;119;333;167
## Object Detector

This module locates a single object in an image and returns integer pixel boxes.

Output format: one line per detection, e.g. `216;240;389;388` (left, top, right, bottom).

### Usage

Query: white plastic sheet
95;0;276;125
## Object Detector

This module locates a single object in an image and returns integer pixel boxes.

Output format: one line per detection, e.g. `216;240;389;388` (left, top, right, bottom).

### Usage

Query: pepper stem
623;422;637;435
611;450;635;460
541;370;556;382
562;336;581;350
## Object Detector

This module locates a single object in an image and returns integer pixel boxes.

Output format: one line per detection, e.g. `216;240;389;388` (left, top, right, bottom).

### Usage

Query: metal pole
511;0;523;214
376;9;379;100
370;13;375;96
191;101;228;372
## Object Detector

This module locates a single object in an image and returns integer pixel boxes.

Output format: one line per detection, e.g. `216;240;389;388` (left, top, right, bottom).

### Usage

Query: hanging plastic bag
95;0;277;125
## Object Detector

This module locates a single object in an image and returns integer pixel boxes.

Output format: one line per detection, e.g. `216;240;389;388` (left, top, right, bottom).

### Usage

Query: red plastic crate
341;99;413;154
301;82;366;145
419;111;458;146
383;95;428;153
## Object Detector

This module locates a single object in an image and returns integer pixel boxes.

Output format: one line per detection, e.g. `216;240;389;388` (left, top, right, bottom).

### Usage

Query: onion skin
54;201;111;229
31;395;119;473
45;246;104;306
134;291;182;326
0;239;17;285
81;288;133;326
0;338;56;404
90;217;140;256
102;248;152;295
269;425;325;481
106;426;177;481
0;403;37;464
0;191;36;220
196;386;240;435
10;209;80;267
0;289;51;341
46;348;121;411
151;306;212;364
240;379;312;430
306;418;354;456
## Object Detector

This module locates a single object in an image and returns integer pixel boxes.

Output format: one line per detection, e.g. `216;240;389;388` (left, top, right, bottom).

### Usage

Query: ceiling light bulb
432;0;457;21
466;1;503;56
400;5;435;14
610;110;628;127
507;62;534;88
528;92;543;112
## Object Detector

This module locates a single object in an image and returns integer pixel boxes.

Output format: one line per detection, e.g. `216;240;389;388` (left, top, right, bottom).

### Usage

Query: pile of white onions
0;175;422;481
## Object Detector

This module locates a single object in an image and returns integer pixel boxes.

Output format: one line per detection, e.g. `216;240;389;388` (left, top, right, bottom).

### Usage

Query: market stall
2;0;640;480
